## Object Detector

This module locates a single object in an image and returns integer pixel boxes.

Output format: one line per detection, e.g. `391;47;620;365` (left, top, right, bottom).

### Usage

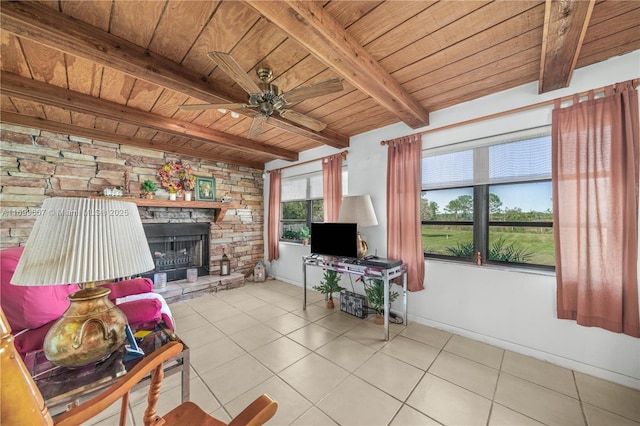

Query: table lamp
338;195;378;258
10;197;154;368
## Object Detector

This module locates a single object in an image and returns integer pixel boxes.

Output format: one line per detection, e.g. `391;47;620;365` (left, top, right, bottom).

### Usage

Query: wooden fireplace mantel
91;197;241;224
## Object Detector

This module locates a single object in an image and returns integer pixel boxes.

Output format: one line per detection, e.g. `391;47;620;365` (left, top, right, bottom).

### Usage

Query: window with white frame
280;170;348;242
421;127;554;269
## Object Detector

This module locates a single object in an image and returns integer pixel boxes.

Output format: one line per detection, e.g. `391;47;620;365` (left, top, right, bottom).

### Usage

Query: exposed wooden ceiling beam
246;0;430;129
539;0;595;93
1;72;298;161
1;111;264;170
0;1;348;148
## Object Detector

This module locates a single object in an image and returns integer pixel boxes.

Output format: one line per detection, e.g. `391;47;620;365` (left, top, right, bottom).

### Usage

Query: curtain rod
380;78;640;145
271;150;348;172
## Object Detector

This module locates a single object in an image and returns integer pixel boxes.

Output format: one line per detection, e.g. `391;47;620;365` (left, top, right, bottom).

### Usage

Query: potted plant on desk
364;278;399;325
313;270;345;309
298;225;310;245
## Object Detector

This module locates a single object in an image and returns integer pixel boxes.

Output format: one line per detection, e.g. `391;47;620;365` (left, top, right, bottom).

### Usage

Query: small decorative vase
184;191;192;201
169;192;177;201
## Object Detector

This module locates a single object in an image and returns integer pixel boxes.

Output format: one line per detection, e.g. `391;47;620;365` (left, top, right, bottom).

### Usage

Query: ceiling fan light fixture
230;111;240;119
217;108;227;113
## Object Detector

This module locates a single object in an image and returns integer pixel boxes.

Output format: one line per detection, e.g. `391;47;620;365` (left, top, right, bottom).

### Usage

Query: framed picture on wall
195;177;215;201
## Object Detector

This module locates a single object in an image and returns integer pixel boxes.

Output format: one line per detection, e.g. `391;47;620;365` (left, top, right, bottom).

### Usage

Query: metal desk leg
384;276;390;341
403;268;408;326
302;258;307;310
181;349;190;403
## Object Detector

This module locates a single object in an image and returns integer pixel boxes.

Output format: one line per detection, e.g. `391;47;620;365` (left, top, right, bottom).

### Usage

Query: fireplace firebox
142;223;209;282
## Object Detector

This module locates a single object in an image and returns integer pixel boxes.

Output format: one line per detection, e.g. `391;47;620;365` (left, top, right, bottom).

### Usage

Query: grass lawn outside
422;225;555;266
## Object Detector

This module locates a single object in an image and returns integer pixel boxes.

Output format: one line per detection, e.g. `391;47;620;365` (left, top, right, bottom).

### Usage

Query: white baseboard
408;314;640;390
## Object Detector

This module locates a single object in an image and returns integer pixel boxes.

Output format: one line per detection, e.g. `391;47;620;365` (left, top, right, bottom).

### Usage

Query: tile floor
90;280;640;426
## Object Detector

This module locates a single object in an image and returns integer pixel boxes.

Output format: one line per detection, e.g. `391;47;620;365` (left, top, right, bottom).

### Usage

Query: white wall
265;51;640;389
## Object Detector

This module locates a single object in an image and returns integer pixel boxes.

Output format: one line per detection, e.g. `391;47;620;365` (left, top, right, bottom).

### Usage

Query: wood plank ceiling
1;0;638;169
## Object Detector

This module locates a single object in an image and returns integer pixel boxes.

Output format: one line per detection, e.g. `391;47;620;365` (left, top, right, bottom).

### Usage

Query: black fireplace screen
143;223;209;282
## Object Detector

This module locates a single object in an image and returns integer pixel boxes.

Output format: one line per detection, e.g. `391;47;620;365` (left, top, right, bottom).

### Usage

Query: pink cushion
117;299;161;327
100;278;154;300
13;321;54;356
1;247;80;331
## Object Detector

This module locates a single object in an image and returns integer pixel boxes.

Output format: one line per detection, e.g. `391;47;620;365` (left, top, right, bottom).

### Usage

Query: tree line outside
421;193;555;266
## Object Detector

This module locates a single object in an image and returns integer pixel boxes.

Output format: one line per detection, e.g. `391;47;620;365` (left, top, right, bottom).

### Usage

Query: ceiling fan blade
281;78;344;104
179;102;248;111
208;51;262;95
279;109;327;132
247;114;268;139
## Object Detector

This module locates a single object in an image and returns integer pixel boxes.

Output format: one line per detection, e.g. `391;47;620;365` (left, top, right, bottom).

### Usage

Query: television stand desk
302;255;407;340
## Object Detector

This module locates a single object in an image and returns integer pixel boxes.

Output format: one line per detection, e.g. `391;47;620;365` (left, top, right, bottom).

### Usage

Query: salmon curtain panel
552;80;639;337
267;169;282;262
387;135;425;292
322;153;343;222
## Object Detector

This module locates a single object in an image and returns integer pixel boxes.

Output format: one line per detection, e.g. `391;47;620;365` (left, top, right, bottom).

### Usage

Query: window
421;128;554;269
281;170;348;242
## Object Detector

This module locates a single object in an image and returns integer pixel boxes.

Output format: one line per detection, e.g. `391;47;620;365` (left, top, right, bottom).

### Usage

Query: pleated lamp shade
11;197;154;286
338;195;378;228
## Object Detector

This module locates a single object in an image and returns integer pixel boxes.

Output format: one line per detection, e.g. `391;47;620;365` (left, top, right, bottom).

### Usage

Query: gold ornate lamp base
357;232;368;259
44;285;127;368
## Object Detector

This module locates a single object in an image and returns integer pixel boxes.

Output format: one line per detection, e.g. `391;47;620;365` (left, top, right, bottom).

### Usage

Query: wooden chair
2;307;277;426
54;341;278;426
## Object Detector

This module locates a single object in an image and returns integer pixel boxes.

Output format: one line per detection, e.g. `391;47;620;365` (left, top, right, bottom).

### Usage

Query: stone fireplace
142;223;209;282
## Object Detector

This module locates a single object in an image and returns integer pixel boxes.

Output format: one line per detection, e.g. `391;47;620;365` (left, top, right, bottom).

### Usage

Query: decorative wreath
157;161;196;193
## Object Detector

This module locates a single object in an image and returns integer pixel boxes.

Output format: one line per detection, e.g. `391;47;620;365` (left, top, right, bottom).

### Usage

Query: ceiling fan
180;52;344;139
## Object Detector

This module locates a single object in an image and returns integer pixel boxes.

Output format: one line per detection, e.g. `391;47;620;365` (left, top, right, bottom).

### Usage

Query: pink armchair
1;247;173;359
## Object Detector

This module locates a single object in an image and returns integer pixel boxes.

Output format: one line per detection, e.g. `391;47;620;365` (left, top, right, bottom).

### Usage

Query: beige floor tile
264;312;310;335
390;405;440;425
288;323;339;351
489;403;545;425
251;336;311;373
575;372;640;422
213;312;261;335
177;323;224;349
316;335;376;372
407;373;492;426
502;351;578;398
355;352;424;401
444;334;504;369
583;403;640;426
291;406;339;425
292;304;334;322
228;295;269;312
400;323;452;349
279;353;349;403
429;351;499;399
271;294;305;311
380;335;440;371
198;302;242;323
494;373;584;425
314;311;363;334
186;376;222;414
167;300;197;319
246;303;288;322
343;322;395;350
172;311;209;332
228;323;282;352
189;336;245;375
317;375;403;426
199;353;273;405
228;376;312;426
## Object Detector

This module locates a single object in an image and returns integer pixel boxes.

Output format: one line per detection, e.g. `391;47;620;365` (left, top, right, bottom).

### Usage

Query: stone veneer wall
0;124;264;277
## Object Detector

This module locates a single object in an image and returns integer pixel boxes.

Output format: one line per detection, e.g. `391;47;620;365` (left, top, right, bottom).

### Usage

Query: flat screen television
310;222;358;259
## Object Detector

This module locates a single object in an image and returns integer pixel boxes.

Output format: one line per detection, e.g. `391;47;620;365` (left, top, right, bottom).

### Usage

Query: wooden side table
25;323;189;416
